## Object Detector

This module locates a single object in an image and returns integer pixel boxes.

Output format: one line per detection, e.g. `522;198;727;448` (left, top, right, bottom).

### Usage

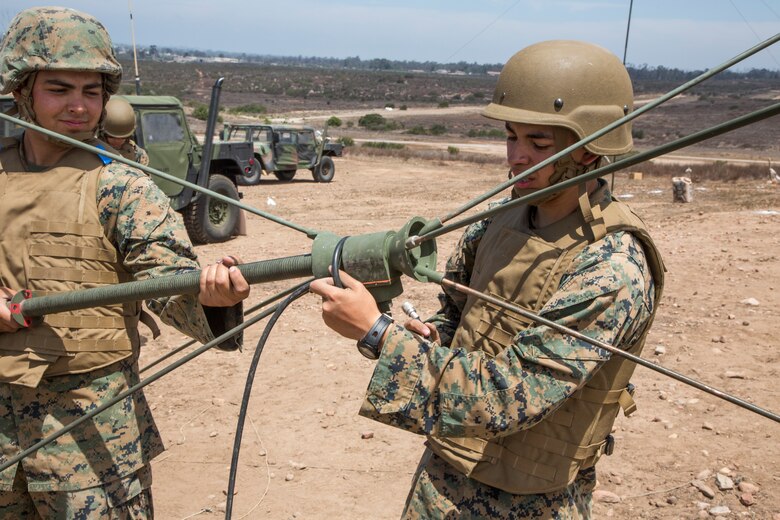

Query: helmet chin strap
511;127;602;205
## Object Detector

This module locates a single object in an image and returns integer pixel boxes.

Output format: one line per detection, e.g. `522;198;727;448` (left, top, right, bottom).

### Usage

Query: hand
198;255;250;307
404;318;440;343
309;269;381;341
0;287;21;333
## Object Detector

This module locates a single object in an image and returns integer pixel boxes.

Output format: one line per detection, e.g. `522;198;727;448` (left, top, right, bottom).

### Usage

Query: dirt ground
140;154;779;519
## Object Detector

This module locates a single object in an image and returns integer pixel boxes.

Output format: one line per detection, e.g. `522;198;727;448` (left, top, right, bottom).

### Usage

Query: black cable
224;282;312;519
331;236;350;288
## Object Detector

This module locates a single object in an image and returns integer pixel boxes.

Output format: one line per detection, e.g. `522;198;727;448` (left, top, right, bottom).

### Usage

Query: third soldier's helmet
103;97;137;139
0;6;122;96
482;40;633;156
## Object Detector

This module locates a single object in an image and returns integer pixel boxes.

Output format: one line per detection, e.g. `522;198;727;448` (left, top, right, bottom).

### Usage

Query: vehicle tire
183;174;241;244
312;156;335;182
274;170;296;181
236;161;261;186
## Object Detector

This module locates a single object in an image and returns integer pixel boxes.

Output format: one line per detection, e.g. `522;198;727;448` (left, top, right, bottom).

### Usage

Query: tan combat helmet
103;97;137;139
483;40;634;156
0;6;122;129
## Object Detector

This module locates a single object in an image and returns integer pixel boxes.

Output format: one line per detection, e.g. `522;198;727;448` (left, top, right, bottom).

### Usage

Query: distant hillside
114;44;779;81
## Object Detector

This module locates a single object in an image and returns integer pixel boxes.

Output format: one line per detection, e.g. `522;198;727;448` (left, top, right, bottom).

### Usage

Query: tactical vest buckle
604;434;615;456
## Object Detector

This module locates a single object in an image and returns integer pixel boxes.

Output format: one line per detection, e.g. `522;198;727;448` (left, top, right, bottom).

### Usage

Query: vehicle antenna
128;0;142;95
613;0;635;192
622;0;634;65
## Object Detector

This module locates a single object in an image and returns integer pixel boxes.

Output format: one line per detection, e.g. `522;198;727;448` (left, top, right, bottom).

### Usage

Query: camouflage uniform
359;185;656;518
0;147;239;516
0;7;241;517
109;138;149;167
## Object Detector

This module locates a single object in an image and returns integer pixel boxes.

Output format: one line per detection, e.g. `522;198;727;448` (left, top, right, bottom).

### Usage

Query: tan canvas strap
29;243;117;262
578;183;606;242
511;429;605;461
573;385;635;415
0;332;132;353
575;386;624;404
43;314;129;329
483;440;558;482
28;267;120;284
618;388;637;416
28;221;104;237
534;248;576;311
139;310;161;338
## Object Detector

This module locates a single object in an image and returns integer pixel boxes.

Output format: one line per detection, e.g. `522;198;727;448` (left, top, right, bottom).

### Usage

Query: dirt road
143;154;779;519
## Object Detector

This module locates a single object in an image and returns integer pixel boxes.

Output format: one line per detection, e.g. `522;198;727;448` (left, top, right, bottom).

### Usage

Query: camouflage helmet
482;40;633;156
0;6;122;95
103;97;136;138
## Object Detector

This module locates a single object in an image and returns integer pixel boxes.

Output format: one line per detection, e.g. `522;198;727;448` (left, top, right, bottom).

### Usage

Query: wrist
356;313;394;359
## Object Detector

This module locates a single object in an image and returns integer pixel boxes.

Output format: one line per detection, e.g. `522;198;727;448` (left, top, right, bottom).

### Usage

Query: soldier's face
28;70;103;136
105;136;128;149
505;122;587;192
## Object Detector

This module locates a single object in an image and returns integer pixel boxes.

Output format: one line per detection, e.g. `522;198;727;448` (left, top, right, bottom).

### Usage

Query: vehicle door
134;108;194;197
251;126;275;170
273;129;298;170
296;129;317;167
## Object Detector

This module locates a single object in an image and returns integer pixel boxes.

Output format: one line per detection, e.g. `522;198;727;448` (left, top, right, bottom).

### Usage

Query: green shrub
447;146;459;155
191;105;225;123
338;136;354;146
430;124;447;136
358;113;387;130
358;112;399;131
438;101;449;108
406;126;427;135
326;116;343;127
192;104;209;121
229;103;267;115
362;141;405;150
400;104;408;111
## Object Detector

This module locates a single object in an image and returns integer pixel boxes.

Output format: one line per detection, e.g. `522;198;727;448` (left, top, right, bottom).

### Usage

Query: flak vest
0;137;147;388
427;184;665;494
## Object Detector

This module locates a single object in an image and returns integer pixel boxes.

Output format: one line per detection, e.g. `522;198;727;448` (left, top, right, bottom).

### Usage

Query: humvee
116;79;253;244
222;123;343;184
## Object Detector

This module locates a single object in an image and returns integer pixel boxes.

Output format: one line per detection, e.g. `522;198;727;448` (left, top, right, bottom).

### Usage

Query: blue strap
94;143;113;165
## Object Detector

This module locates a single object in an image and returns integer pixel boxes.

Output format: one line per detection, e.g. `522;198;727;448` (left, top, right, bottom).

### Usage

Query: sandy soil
139;154;780;519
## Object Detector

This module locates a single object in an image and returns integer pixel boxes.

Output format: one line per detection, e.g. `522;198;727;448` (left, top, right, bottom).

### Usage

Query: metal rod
19;255;313;319
415;266;780;424
432;32;780;229
417;102;780;244
0;113;320;239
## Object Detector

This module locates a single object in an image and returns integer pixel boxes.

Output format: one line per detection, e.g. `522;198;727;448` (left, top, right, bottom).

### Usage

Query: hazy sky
2;1;778;71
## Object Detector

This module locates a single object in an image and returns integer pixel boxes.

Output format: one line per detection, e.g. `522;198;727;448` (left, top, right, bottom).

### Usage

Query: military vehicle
117;80;253;244
222;123;343;184
0;94;22;138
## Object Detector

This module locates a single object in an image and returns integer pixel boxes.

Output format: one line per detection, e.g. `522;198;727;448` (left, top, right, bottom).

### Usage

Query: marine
311;40;664;519
0;7;250;518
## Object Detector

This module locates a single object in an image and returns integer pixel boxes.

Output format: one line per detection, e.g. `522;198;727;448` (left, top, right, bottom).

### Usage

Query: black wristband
356;313;394;359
